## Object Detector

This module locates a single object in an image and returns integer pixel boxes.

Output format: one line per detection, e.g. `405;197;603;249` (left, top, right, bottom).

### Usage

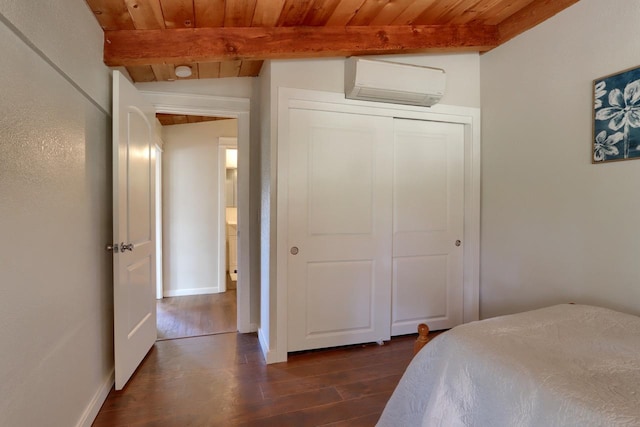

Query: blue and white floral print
594;81;607;109
593;67;640;162
593;130;623;161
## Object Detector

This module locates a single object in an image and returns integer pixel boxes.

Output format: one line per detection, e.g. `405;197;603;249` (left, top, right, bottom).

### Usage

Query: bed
377;304;640;426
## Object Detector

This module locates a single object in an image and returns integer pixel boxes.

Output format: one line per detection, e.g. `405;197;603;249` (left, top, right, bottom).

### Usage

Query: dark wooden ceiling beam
103;24;500;66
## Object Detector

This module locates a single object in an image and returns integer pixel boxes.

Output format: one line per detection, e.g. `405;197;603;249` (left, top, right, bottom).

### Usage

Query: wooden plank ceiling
86;0;579;83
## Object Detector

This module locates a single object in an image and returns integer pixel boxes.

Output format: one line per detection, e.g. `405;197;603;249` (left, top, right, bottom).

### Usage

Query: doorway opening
154;114;239;341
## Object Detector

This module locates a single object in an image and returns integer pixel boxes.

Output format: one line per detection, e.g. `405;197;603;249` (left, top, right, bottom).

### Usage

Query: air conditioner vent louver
345;58;446;107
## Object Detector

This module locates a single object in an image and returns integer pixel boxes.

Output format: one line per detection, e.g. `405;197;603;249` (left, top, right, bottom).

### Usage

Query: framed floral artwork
593;66;640;163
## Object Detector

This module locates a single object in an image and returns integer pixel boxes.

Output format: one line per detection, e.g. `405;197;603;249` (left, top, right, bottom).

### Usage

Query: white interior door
391;119;464;335
287;109;393;352
112;71;157;390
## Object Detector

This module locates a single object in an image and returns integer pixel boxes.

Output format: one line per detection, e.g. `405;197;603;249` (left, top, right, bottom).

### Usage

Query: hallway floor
92;332;420;426
156;290;237;340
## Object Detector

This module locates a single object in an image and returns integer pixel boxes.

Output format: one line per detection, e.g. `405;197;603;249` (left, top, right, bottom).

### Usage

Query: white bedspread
377;304;640;427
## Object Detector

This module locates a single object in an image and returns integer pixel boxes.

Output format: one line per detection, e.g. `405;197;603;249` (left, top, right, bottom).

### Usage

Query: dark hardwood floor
156;290;237;340
93;332;424;426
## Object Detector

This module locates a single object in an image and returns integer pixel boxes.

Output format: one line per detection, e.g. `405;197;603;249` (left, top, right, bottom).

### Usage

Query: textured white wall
162;120;238;296
0;0;110;111
0;2;112;426
480;0;640;318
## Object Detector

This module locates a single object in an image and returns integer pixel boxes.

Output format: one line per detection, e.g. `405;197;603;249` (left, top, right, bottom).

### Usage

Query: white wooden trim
140;90;252;333
143;91;250;116
258;328;270;362
218;137;238;296
77;369;114;427
218;144;228;295
155;145;163;300
274;87;481;363
219;137;238;146
465;108;482;324
164;287;222;297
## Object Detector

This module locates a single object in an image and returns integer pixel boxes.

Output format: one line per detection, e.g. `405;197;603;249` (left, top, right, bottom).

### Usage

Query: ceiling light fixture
175;65;192;78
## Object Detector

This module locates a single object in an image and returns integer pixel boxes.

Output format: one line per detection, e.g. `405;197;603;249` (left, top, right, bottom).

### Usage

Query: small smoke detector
175;65;192;78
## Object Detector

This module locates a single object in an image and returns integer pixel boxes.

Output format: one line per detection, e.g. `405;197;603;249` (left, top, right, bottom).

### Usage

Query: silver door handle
120;242;134;252
290;246;299;255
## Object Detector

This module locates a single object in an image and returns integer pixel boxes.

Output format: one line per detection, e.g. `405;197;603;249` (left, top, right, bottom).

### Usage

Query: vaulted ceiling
86;0;579;82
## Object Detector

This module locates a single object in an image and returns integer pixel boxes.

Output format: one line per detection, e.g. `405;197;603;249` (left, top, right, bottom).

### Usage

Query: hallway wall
162;120;238;296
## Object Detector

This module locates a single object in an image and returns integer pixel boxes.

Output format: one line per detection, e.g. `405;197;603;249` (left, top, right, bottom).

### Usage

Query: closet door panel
287;109;394;352
392;119;464;335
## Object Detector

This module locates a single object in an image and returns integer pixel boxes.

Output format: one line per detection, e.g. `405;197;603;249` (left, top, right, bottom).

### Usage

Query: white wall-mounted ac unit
345;58;446;107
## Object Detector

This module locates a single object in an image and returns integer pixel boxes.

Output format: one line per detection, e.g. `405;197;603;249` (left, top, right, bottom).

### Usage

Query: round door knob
290;246;299;255
105;243;119;253
455;240;462;247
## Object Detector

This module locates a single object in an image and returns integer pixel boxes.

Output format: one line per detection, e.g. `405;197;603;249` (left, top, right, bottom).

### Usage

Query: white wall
258;54;481;360
0;1;113;426
257;61;274;356
270;53;481;107
249;75;263;334
162;120;238;296
0;0;110;109
480;0;640;319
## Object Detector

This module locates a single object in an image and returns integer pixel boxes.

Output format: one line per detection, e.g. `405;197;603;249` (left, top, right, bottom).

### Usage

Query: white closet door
287;109;394;352
392;119;464;335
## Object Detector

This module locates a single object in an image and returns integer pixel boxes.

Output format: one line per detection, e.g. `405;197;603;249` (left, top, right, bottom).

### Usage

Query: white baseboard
258;327;269;363
258;328;285;364
76;368;114;427
164;287;221;297
238;322;259;334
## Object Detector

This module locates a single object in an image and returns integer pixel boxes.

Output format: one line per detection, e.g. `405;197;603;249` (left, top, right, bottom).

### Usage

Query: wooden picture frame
593;65;640;163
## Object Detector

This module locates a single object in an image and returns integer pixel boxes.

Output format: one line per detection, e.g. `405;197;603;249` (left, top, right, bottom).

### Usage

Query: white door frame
218;138;238;294
271;87;481;363
155;142;163;300
140;91;253;333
